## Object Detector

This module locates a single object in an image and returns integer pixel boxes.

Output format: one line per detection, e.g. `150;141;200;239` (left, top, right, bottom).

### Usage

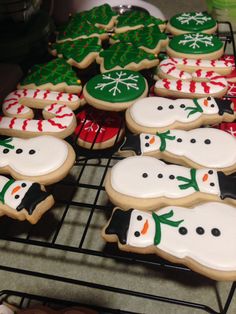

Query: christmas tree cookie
105;156;236;210
167;12;217;35
83;70;148;111
18;58;82;94
0;175;54;224
114;10;166;33
166;33;224;60
49;37;102;69
96;42;159;73
103;203;236;281
110;26;169;54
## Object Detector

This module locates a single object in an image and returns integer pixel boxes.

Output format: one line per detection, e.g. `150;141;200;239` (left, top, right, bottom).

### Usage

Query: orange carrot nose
149;136;155;145
141;219;149;235
203;99;208;107
202;174;208;182
11;185;21;195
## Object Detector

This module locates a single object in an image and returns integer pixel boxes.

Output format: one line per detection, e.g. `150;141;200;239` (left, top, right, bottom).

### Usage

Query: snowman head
4;180;33;210
140;134;160;154
196;169;220;195
197;97;233;116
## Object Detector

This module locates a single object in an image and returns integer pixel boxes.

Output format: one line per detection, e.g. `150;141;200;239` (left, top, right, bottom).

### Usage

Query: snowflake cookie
167;12;217;35
83;70;148;111
167;33;224;60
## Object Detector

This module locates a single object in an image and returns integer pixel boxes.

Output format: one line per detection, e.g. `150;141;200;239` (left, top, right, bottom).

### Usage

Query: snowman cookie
0;175;54;224
0;136;75;185
126;97;235;133
103;203;236;281
119;128;236;174
105;156;236;210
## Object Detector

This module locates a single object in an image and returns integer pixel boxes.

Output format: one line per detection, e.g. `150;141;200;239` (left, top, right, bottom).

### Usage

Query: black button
211;104;215;108
142;173;148;178
157;173;163;178
208;170;213;175
180;104;185;108
177;138;182;143
211;228;221;237
29;149;36;155
196;227;205;235
145;135;149;140
21;183;26;187
169;105;174;109
204;139;211;144
16;149;23;154
190;139;196;143
157;106;163;110
207;97;211;100
169;175;175;180
137;215;142;221
210;182;215;187
3;149;9;154
134;231;140;237
179;227;187;235
15;195;19;199
145;143;150;147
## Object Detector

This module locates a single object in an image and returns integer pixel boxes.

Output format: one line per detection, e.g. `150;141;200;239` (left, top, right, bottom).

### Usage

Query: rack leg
222;281;236;314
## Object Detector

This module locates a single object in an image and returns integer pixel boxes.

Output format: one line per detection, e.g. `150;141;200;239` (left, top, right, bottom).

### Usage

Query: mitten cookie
83;70;148;111
119;128;236;174
167;12;217;35
105;156;236;210
18;58;82;94
166;33;224;60
126;97;235;133
0;136;75;185
0;175;54;224
103;203;236;281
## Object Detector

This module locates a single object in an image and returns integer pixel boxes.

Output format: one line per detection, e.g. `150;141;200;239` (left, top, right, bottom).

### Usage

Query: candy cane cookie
0;89;79;138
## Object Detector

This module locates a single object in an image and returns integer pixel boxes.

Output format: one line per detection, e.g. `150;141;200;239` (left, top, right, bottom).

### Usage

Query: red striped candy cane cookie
154;69;228;99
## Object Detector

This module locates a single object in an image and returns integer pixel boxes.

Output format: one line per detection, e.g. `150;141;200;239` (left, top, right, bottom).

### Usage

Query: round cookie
75;106;124;149
167;12;217;35
83;70;148;111
166;33;224;60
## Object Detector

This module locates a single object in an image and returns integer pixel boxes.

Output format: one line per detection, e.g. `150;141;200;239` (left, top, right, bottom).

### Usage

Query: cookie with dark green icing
83;70;148;111
18;58;82;93
82;3;117;29
167;33;224;60
115;11;166;33
96;42;159;73
56;12;108;43
49;37;102;69
110;26;169;54
167;12;217;35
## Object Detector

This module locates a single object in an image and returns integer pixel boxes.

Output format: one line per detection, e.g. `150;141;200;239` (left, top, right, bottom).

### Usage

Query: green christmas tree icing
82;4;117;27
99;42;157;70
112;26;167;51
116;11;164;29
51;37;102;66
21;58;81;87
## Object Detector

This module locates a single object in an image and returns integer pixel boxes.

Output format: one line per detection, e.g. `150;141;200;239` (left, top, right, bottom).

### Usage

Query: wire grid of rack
0;21;236;314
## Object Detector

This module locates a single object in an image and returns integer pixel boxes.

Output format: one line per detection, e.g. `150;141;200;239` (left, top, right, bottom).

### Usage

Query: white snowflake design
81;118;105;133
176;12;211;25
227;83;236;97
227;127;236;137
95;71;139;96
178;33;214;49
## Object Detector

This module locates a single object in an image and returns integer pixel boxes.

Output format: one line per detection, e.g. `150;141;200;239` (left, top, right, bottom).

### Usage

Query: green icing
169;33;223;54
57;13;105;41
170;12;217;32
82;3;117;26
99;42;156;71
185;98;203;117
0;179;15;204
21;58;81;86
85;70;146;103
51;37;102;64
116;11;164;29
156;130;176;152
112;26;167;51
177;169;199;191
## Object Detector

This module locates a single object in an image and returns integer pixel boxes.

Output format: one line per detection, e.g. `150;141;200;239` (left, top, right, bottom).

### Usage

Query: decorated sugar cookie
166;33;224;60
83;70;148;111
49;37;102;69
119;128;236;173
75;106;124;149
126;96;235;133
96;42;159;73
18;58;82;94
105;156;236;210
110;26;169;54
167;12;217;35
103;203;236;281
0;136;75;185
0;175;54;224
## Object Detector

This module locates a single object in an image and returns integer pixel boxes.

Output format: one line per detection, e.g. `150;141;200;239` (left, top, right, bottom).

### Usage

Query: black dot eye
3;148;9;154
137;215;142;221
190;139;196;143
157;173;163;178
204;139;211;144
177;138;182;143
210;104;215;108
207;97;211;100
211;228;221;237
179;227;187;235
169;175;175;180
180;104;185;108
169;105;174;109
15;195;19;199
196;227;205;235
210;182;215;187
142;173;148;178
145;143;150;147
134;231;140;237
208;170;213;175
145;135;149;140
16;148;23;154
21;183;26;187
157;106;163;110
29;149;36;155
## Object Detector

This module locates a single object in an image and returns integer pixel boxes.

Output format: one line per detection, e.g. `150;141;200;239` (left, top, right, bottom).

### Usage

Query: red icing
167;66;176;74
23;89;27;97
75;106;123;144
201;82;210;93
190;81;196;93
206;71;214;78
183;58;187;65
211;81;226;88
22;119;29;130
56;92;63;101
196;59;201;66
47;119;67;129
38;120;43;132
5;101;18;111
33;89;40;98
17;105;25;114
43;90;50;99
179;70;185;78
9;117;16;129
163;79;170;89
195;70;202;77
211;60;216;67
176;80;182;91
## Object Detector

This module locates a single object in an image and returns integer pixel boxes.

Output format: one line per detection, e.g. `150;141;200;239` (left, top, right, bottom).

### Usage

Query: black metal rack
0;21;236;314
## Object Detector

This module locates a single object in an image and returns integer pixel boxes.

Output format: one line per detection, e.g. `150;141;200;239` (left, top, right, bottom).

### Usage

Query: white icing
140;128;236;168
129;97;219;127
175;12;212;26
0;136;68;176
127;203;236;271
110;156;220;198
